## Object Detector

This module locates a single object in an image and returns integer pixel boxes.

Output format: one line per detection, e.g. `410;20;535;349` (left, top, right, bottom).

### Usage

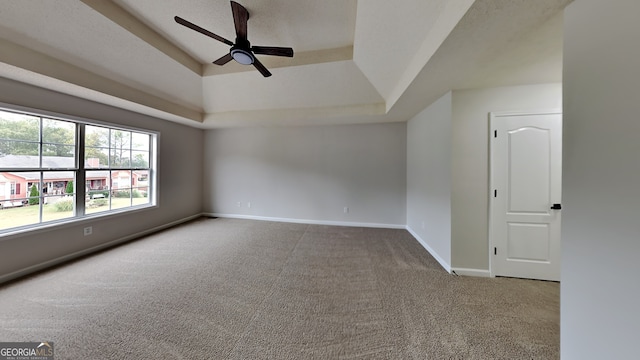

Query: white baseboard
451;268;491;277
0;214;202;285
405;226;452;274
1;212;492;285
206;213;406;229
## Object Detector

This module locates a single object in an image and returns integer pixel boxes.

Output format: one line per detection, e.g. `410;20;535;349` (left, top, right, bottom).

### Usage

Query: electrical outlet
83;226;93;236
237;201;241;207
247;202;251;208
344;207;349;214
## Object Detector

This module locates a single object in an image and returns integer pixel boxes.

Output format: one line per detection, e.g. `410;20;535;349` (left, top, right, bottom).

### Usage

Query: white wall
562;1;640;358
0;77;204;282
204;123;407;227
451;84;562;272
406;92;452;270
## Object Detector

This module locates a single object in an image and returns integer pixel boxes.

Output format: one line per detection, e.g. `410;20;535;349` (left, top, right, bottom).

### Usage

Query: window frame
0;104;159;236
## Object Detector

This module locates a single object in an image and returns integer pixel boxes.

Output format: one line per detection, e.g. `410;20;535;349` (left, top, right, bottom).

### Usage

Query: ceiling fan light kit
231;48;254;65
175;0;294;77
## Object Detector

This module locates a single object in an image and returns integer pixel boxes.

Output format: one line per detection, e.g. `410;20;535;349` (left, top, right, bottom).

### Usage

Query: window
84;125;151;214
0;107;157;233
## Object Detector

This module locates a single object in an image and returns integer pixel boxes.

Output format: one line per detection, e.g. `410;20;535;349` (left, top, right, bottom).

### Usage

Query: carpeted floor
0;218;559;359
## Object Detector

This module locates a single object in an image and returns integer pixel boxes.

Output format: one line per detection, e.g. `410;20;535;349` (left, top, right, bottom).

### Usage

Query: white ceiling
0;0;571;129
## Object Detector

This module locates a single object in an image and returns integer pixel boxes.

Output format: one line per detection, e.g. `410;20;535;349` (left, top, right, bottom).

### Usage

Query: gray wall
450;84;562;272
204;123;407;227
406;92;452;269
0;78;204;282
562;1;640;358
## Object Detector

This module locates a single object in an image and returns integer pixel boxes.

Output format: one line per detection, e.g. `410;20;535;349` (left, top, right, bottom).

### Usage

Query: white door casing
489;111;562;281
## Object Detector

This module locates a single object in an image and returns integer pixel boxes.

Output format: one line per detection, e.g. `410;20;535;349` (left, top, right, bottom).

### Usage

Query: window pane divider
1;168;79;172
75;124;86;216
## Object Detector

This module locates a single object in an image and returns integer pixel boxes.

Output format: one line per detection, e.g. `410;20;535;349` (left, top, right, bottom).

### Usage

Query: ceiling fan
175;1;294;77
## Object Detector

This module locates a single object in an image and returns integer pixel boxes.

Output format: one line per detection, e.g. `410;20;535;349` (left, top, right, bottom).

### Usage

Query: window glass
0;112;39;142
131;151;149;168
0;142;40;167
132;170;150;206
42;118;75;146
41;171;75;223
132;132;149;150
0;112;40;169
85;125;109;168
41;118;76;169
110;129;131;168
111;170;132;210
85;170;110;214
0;108;156;233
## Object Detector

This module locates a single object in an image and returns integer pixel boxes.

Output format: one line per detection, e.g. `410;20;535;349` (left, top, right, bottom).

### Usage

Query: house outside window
0;107;157;233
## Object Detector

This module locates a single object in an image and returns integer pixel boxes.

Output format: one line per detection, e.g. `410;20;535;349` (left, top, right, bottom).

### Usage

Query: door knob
550;203;562;210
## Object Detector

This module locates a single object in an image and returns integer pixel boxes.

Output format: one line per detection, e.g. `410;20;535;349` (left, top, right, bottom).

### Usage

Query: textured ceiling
0;0;571;129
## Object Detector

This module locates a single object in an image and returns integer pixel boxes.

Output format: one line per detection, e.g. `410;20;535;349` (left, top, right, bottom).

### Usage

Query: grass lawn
0;197;149;231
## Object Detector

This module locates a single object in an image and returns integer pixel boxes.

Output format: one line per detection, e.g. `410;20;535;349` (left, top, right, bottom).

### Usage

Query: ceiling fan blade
252;46;294;57
174;16;234;46
213;53;233;65
252;58;272;77
230;1;249;41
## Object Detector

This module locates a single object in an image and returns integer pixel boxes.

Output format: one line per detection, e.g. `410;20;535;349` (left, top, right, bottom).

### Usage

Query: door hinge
494;247;497;255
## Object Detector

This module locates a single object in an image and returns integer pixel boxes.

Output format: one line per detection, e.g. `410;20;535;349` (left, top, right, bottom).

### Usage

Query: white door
490;111;562;281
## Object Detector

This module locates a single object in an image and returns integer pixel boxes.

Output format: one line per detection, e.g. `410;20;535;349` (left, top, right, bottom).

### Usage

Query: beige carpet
0;218;559;359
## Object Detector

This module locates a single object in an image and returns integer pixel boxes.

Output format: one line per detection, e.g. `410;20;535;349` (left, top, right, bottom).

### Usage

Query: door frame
488;109;562;278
